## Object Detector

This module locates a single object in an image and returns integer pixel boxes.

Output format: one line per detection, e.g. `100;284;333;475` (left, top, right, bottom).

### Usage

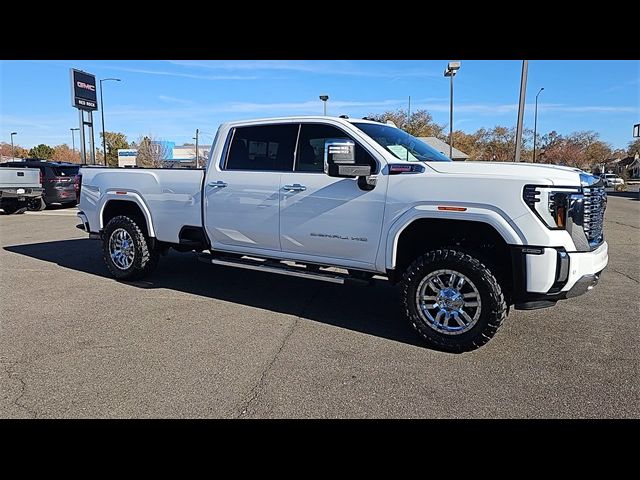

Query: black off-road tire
400;249;507;353
102;215;159;280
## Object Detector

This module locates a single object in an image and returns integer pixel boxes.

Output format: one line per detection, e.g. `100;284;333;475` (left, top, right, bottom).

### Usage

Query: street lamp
319;95;329;116
70;128;80;153
444;61;461;159
10;132;17;158
100;78;121;166
533;87;544;163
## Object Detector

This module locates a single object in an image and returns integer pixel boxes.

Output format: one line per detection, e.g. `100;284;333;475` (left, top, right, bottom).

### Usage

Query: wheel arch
384;205;524;272
100;194;155;238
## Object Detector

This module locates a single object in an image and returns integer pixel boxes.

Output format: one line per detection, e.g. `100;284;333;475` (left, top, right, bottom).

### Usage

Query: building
603;152;640;178
117;142;211;168
417;137;470;161
167;144;210;168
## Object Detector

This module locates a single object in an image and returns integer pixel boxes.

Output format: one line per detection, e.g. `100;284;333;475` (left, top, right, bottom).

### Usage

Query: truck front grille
583;186;606;245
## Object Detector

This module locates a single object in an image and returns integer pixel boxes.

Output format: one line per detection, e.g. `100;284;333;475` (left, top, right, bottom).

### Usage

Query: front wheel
102;215;159;280
400;249;507;353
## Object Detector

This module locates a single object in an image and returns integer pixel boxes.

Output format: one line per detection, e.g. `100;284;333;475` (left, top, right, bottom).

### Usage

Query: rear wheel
1;201;26;215
400;249;507;353
27;197;47;211
102;215;159;280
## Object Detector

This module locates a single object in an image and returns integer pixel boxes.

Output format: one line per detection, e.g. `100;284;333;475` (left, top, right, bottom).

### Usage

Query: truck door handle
208;181;228;188
283;184;307;192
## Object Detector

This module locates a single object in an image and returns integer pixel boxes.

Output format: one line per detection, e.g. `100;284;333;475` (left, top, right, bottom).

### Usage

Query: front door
279;123;387;267
205;123;298;253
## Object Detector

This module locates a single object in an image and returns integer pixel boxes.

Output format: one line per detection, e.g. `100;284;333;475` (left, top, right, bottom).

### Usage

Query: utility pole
514;60;529;162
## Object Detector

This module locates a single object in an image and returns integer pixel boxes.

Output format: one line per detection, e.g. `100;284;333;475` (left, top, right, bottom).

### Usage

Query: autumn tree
52;144;81;163
100;131;130;167
29;144;55;159
134;135;171;168
367;109;447;139
628;138;640;156
0;142;28;159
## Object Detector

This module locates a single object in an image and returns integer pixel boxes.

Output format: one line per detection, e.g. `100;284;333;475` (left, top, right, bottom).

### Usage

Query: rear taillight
39;170;43;185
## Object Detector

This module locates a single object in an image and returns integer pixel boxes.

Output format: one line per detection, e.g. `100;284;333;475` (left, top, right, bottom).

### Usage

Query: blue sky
1;60;638;150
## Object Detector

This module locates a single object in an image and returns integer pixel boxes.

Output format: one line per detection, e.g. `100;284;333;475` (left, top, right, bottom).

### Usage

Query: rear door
204;123;298;252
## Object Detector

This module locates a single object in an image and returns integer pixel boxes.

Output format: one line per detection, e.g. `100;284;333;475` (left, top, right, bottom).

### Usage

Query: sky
1;60;638;151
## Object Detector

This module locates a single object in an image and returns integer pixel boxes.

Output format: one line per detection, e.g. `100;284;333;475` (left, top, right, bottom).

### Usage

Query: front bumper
511;242;608;310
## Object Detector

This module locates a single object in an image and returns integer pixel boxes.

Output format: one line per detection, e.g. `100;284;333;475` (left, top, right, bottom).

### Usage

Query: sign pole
79;110;87;164
88;111;96;165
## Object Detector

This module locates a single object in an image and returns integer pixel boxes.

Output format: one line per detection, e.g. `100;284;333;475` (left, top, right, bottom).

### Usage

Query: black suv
0;159;80;210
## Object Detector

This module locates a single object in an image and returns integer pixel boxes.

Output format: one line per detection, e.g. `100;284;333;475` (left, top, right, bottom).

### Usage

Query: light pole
319;95;329;116
70;128;79;153
194;129;199;168
514;60;529;162
533;87;544;163
10;132;17;159
444;61;461;159
100;78;121;166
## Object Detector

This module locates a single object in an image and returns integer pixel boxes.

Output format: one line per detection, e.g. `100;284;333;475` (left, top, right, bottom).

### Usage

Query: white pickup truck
77;116;608;352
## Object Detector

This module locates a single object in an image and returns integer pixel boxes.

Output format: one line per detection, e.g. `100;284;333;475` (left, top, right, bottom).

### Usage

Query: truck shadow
4;239;425;348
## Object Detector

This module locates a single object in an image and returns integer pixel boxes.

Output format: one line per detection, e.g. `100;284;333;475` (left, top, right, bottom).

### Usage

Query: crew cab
77;116;608;352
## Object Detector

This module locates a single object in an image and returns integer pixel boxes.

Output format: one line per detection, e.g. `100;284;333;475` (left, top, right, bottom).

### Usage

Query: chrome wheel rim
109;228;135;270
416;269;482;335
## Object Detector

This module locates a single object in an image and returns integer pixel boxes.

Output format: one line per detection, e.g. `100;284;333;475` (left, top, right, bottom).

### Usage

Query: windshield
353;122;451;162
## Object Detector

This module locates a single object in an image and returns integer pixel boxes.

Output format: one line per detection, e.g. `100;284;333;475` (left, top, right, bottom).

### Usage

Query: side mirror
324;139;371;178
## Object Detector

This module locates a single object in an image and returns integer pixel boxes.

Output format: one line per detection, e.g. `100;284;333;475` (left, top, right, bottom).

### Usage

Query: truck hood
425;161;583;186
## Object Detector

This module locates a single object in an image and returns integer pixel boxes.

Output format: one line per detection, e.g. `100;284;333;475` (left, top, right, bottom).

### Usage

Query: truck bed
79;167;204;243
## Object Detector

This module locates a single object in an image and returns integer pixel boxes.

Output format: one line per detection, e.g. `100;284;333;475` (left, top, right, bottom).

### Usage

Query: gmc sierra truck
77;116;608;352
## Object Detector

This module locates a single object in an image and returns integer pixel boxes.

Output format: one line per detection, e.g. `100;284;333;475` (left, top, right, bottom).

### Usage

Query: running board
199;254;349;284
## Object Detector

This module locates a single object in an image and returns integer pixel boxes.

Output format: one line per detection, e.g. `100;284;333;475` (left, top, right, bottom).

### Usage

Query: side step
198;254;355;284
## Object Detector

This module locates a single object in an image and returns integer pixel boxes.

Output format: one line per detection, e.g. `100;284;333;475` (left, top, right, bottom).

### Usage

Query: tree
52;144;81;163
367;109;447;139
0;142;28;159
28;144;54;159
100;131;130;167
628;138;640;157
134;135;171;168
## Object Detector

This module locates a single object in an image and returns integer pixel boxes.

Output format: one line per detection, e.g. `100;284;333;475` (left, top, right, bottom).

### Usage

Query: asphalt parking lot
1;194;638;418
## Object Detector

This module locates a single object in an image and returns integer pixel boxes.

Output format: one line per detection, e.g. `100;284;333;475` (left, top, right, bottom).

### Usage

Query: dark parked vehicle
0;160;80;210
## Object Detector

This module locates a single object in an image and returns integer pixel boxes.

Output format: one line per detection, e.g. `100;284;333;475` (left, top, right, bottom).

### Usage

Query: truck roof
219;115;392;129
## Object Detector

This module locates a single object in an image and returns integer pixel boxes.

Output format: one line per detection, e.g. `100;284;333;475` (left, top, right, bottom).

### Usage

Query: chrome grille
583;186;606;245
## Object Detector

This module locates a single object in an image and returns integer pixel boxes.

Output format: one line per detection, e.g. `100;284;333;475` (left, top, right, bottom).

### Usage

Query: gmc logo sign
77;81;95;92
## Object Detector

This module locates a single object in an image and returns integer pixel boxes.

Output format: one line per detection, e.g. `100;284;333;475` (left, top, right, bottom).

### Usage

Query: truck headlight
523;185;581;230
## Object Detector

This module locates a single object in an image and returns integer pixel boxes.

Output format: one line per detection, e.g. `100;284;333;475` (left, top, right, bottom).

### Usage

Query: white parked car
601;173;624;187
77;116;608;352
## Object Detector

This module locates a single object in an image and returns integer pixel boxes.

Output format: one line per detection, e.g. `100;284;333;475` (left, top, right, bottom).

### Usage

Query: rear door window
225;124;298;171
52;166;79;176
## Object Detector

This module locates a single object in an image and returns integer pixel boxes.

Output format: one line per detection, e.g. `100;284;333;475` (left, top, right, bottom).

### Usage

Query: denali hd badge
310;233;367;242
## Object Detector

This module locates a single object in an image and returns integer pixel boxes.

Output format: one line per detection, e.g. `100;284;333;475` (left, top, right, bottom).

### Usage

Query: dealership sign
70;69;98;111
118;149;137;167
